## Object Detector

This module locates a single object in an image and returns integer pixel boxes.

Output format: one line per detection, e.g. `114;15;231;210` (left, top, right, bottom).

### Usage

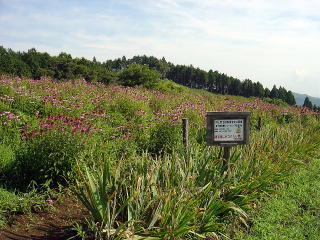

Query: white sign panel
214;119;244;141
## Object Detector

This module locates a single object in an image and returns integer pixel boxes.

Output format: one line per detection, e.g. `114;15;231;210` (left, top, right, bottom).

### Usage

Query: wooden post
257;116;262;130
182;118;188;148
223;146;231;171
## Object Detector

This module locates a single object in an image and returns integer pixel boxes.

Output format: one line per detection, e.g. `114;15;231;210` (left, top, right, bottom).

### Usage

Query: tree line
2;46;318;109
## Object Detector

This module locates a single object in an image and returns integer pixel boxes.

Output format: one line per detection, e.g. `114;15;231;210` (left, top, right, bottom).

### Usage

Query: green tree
253;81;265;97
229;78;241;95
270;85;279;99
286;91;296;105
278;87;288;102
97;69;118;85
303;97;313;109
53;52;76;80
129;55;170;77
207;69;216;92
241;79;254;97
264;88;271;98
1;48;32;77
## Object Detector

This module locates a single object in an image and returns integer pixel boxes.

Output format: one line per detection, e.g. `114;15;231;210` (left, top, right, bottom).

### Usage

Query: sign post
182;118;189;149
206;112;250;171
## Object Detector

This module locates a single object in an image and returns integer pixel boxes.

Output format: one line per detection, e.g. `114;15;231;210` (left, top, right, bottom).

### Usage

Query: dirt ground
0;196;89;240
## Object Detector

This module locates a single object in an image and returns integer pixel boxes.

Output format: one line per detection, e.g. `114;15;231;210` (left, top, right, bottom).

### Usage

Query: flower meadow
0;76;319;239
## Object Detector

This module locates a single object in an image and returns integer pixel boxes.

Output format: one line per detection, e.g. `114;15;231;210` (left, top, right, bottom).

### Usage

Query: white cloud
287;70;320;96
1;0;320;96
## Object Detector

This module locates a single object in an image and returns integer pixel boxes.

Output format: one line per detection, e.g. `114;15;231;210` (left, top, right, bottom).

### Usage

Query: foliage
0;46;299;105
0;187;48;229
149;121;181;154
154;79;188;93
303;96;313;109
118;63;161;88
8;130;85;188
74;159;131;239
73;122;320;239
263;97;288;107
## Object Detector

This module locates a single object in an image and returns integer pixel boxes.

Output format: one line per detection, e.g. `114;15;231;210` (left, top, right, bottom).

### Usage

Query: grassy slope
235;158;320;240
0;76;319;238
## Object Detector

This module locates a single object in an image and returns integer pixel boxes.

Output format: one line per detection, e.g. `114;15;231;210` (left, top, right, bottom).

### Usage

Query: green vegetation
303;96;313;109
0;188;48;228
119;63;162;88
0;46;304;108
0;74;319;239
235;158;320;240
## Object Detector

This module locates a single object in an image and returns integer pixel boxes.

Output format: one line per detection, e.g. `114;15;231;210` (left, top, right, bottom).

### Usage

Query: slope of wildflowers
0;76;319;238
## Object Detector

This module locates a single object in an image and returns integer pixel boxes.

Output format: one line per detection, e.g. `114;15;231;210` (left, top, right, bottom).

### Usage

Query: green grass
235;158;320;240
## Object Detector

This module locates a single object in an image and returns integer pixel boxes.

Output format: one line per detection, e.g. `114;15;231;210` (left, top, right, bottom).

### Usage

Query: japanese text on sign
214;119;244;141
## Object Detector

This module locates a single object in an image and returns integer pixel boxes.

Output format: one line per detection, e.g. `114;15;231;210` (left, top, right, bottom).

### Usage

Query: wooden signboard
206;112;250;146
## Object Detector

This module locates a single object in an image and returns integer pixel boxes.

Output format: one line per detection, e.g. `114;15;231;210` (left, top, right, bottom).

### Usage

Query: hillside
293;92;320;106
0;76;319;239
0;46;297;106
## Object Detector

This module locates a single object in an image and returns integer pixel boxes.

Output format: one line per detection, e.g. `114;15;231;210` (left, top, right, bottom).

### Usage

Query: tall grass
74;119;320;239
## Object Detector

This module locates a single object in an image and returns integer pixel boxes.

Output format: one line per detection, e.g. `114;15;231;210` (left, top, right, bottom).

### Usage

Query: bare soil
0;196;89;240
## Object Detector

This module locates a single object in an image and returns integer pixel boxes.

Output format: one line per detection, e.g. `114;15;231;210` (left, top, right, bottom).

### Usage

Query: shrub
118;63;161;88
7;130;85;189
263;97;288;107
97;69;118;85
155;79;187;93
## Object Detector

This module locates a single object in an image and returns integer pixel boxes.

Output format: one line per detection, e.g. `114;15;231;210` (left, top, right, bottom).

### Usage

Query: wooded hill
0;46;297;106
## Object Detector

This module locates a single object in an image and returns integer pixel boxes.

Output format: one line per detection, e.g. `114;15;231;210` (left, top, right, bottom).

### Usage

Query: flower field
0;76;319;239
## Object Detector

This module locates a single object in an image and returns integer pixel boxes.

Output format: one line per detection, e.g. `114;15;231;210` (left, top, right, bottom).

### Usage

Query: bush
7;130;85;189
97;69;118;85
263;97;288;107
118;63;161;88
155;79;187;93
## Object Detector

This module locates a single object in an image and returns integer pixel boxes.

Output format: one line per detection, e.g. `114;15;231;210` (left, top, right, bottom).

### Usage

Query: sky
1;0;320;97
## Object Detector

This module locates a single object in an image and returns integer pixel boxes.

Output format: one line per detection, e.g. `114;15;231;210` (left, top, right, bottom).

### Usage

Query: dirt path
0;197;89;240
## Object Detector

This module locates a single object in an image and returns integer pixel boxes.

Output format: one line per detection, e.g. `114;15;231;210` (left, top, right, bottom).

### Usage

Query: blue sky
1;0;320;97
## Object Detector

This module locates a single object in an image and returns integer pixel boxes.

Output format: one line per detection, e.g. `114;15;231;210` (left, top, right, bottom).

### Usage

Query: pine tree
286;91;296;105
303;97;313;109
270;85;279;99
